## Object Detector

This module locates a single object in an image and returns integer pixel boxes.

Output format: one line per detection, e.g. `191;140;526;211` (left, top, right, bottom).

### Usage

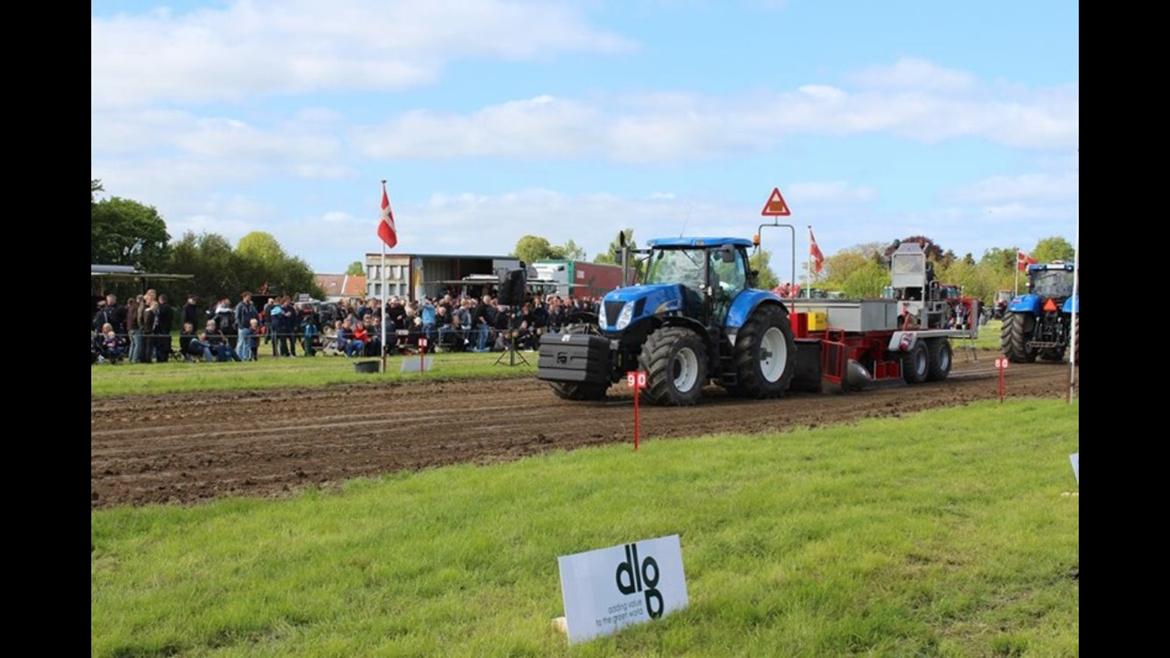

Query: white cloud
355;70;1078;161
850;57;977;92
92;0;634;109
948;172;1078;204
787;181;877;203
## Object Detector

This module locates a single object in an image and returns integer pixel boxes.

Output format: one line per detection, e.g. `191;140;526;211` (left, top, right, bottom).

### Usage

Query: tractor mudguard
1007;294;1041;313
1062;297;1079;314
725;290;787;330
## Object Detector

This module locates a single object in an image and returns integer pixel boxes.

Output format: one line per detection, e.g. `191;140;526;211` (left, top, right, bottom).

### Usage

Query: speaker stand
494;311;530;367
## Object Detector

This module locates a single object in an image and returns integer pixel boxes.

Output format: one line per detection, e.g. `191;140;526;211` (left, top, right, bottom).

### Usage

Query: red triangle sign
761;187;791;216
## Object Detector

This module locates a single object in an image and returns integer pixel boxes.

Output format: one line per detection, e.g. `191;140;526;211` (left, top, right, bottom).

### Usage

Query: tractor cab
600;237;754;335
1025;262;1075;301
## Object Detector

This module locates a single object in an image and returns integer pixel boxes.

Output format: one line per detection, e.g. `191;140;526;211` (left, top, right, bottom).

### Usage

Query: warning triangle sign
761;187;791;216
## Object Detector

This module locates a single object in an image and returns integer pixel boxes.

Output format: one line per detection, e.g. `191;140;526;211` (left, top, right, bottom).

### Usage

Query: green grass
90;351;536;397
92;400;1078;657
972;320;1003;350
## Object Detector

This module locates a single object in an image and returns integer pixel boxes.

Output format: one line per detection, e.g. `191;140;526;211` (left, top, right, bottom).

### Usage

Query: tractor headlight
598;310;607;329
615;302;634;330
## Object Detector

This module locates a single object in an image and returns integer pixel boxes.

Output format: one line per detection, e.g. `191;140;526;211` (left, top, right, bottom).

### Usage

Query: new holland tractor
537;232;980;405
1001;262;1078;363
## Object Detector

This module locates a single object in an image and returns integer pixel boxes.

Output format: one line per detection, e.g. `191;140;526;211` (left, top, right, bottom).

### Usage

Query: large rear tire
1001;312;1037;363
729;305;796;398
639;326;708;406
903;340;929;384
925;338;952;381
549;382;608;401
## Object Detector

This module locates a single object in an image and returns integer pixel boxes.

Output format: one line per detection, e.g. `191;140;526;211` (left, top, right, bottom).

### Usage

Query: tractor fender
659;315;712;344
1062;296;1079;314
1007;294;1041;313
725;291;788;330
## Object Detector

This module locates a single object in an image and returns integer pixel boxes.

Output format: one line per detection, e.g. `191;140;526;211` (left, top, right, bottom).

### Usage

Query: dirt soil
91;355;1076;508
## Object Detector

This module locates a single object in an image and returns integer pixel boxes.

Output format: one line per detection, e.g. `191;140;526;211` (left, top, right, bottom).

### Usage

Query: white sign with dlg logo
557;534;688;644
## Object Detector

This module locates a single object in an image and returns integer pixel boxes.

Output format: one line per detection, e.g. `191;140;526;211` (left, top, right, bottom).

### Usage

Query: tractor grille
604;301;626;326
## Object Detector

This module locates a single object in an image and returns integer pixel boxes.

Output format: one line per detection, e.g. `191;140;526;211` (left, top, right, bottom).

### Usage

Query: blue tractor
1001;262;1078;363
537;235;798;405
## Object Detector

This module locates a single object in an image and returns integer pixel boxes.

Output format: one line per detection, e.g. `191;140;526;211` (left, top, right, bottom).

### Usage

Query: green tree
512;235;557;265
841;261;891;298
749;249;779;290
980;247;1018;273
165;231;324;304
91;179;103;203
236;231;287;264
1031;236;1075;263
822;250;871;289
91;196;171;270
559;239;586;261
346;261;365;276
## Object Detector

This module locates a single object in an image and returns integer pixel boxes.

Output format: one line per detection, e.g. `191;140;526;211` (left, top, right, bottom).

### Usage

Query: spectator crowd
91;288;602;365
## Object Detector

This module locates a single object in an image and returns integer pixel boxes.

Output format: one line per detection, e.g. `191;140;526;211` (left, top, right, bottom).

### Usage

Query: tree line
91;179;324;304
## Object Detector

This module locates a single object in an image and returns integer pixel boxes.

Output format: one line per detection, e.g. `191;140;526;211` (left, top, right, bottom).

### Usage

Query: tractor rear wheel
925;338;953;381
639;326;708;406
1001;312;1037;363
903;340;930;384
729;305;796;398
549;382;608;401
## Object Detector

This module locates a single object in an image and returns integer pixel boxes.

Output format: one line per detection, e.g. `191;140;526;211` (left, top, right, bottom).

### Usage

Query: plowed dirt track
91;357;1075;508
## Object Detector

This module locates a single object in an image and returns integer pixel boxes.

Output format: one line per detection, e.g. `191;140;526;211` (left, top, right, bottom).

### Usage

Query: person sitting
352;320;372;357
95;323;125;363
336;319;365;358
179;322;202;362
204;320;240;361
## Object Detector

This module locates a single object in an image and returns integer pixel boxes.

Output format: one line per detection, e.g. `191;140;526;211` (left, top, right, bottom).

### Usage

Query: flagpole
807;225;812;290
1014;252;1019;297
1068;155;1079;403
380;180;388;374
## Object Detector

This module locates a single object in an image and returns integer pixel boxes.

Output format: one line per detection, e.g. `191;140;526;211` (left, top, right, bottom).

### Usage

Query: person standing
142;300;159;363
155;294;174;362
126;297;142;363
234;292;258;362
182;295;199;329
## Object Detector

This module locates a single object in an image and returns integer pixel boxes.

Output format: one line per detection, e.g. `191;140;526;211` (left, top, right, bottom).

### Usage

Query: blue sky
92;0;1078;274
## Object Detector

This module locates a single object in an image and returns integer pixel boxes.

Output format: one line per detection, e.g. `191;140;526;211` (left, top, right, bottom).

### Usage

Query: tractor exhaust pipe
844;360;874;391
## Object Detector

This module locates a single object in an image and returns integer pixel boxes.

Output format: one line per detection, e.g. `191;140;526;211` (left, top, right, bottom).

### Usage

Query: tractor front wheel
1001;312;1037;363
639;326;708;406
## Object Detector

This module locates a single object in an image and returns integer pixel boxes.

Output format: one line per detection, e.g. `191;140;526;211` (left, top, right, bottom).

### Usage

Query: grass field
90;351;536;397
973;320;1003;351
92;399;1079;657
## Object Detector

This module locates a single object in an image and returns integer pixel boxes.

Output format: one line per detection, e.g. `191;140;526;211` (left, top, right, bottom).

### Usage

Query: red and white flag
1017;250;1036;271
377;181;397;248
808;226;824;274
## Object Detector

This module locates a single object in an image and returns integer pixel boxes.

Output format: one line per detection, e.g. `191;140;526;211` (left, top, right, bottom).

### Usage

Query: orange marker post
627;371;647;450
995;356;1009;402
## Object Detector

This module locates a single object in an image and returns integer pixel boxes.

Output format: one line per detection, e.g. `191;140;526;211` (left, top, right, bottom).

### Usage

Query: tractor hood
597;284;686;332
